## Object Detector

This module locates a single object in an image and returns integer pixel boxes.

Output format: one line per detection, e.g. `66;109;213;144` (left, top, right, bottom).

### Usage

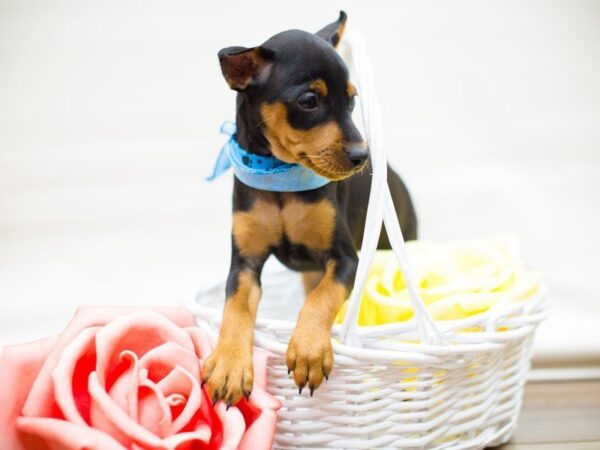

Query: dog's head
218;12;367;180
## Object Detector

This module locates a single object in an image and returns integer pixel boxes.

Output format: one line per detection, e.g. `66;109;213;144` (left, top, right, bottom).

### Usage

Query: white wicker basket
191;29;549;450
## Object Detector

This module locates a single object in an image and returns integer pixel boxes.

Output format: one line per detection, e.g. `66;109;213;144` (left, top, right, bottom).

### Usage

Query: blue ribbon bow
206;121;330;192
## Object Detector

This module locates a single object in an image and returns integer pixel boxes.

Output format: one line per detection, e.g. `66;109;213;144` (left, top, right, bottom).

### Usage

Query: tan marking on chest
232;199;283;257
281;198;336;252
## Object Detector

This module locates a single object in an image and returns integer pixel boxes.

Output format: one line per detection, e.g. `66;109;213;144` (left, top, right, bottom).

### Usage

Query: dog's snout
345;147;368;167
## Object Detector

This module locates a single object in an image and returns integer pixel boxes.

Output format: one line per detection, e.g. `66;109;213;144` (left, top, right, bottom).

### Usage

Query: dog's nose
346;147;369;167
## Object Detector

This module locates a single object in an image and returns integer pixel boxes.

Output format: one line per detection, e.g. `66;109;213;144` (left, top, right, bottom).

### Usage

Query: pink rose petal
166;393;186;407
16;416;126;450
186;327;214;359
0;336;58;450
95;311;195;389
139;342;200;383
138;377;173;439
161;424;212;449
107;351;141;421
88;371;162;448
22;306;194;420
5;307;281;450
237;391;279;450
51;326;100;426
157;366;202;434
238;349;281;450
214;403;246;450
183;387;224;447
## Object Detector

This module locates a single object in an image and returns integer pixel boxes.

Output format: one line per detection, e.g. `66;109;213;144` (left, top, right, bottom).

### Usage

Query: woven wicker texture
193;280;546;449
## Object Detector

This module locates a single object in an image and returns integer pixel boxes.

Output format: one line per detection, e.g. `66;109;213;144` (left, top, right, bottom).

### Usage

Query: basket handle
338;29;445;346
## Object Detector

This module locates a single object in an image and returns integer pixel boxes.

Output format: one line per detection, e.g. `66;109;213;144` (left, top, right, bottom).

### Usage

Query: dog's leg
302;270;324;295
202;263;263;406
203;191;282;405
287;250;357;394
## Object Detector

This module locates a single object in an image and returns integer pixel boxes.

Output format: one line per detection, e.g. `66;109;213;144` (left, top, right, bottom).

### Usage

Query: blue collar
206;121;330;192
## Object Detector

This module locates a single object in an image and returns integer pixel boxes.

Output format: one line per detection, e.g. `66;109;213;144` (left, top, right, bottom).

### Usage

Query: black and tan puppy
202;12;417;405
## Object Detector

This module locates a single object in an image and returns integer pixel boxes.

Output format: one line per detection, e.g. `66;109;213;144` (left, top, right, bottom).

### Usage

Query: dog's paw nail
287;368;291;375
226;402;231;411
212;392;219;406
299;386;303;395
310;387;315;397
244;390;251;401
325;374;329;381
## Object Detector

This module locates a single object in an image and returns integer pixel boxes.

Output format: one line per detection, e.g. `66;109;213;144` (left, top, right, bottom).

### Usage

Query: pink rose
0;306;280;450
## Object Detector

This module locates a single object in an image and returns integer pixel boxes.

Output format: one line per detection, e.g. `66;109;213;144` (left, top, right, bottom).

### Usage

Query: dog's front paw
286;327;333;395
202;343;253;407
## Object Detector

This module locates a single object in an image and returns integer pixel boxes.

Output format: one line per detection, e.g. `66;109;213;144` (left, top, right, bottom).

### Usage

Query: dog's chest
232;197;336;262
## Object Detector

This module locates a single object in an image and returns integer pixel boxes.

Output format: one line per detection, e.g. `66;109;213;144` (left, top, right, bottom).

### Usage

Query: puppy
203;11;417;406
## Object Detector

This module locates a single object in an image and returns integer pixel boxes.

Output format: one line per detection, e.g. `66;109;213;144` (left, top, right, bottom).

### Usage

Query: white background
1;0;599;366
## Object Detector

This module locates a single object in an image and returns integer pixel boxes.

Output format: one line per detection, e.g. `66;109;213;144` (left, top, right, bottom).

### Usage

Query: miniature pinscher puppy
202;12;417;406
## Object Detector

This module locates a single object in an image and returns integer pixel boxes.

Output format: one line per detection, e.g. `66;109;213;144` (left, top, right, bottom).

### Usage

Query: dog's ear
218;46;275;92
315;11;347;48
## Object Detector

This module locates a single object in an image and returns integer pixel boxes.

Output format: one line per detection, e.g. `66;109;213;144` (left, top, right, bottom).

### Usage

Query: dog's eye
349;95;357;112
297;92;318;110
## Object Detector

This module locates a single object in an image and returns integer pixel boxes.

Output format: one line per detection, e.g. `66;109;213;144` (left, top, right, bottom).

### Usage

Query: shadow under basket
191;28;549;449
